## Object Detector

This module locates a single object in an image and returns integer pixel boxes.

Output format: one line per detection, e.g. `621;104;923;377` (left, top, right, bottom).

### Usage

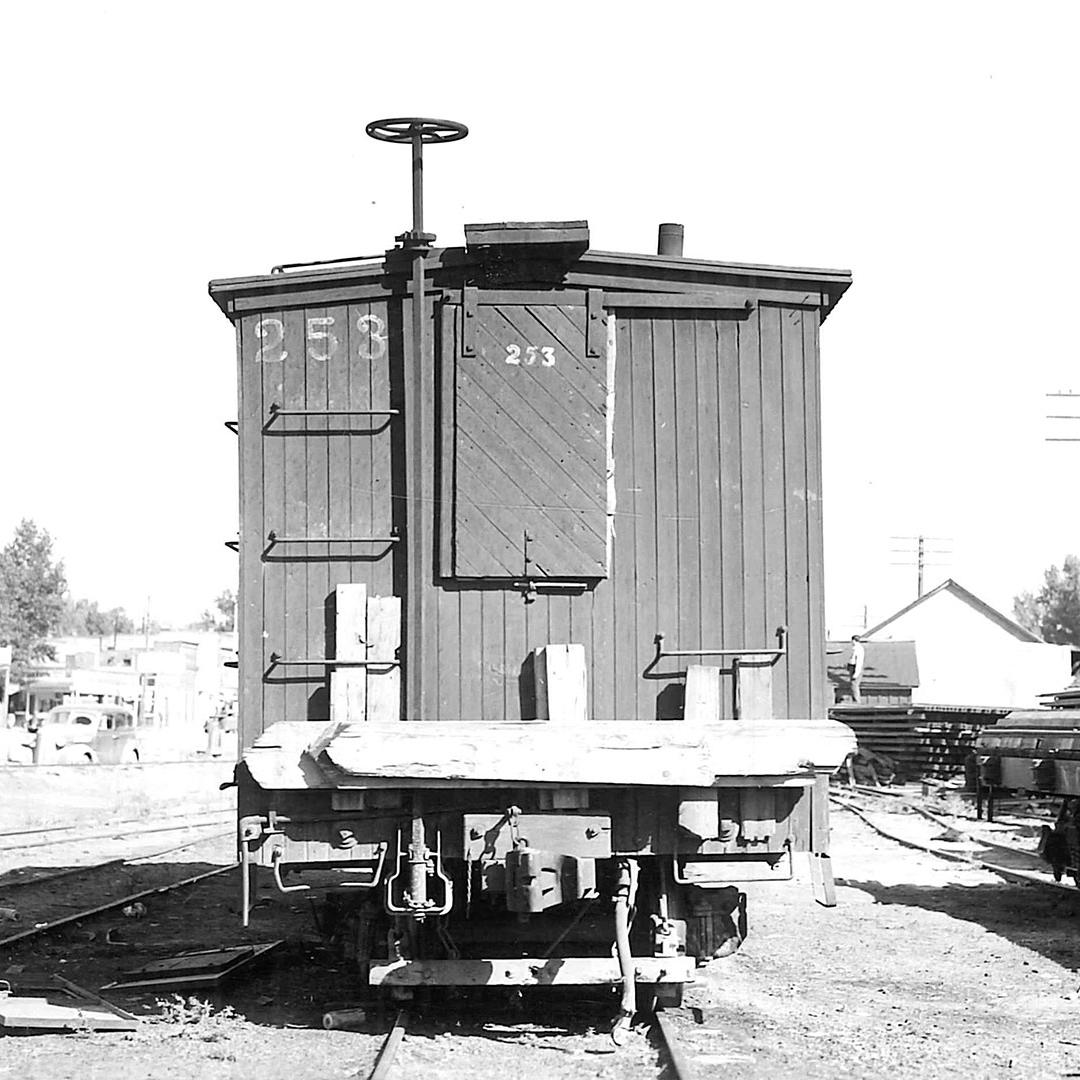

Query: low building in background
6;631;237;763
827;580;1075;782
861;579;1072;710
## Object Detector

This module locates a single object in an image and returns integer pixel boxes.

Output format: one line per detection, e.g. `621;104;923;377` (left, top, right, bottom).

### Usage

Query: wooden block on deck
533;644;588;723
335;584;368;661
737;663;773;721
330;670;366;723
331;584;367;721
366;595;401;722
684;665;722;723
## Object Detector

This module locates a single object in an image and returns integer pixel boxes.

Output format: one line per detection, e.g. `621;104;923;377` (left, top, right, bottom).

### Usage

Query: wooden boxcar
209;214;855;1022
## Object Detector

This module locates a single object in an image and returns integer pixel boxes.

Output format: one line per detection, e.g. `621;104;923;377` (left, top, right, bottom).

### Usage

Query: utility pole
890;535;952;598
1046;391;1080;442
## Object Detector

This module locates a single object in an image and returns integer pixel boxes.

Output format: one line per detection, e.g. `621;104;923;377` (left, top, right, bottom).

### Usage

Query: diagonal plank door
454;302;608;578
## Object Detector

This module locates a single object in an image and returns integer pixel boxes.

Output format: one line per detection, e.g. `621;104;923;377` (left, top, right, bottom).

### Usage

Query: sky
1;1;1076;635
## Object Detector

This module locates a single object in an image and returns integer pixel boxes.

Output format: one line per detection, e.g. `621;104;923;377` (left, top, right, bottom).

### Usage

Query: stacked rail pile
830;706;1010;781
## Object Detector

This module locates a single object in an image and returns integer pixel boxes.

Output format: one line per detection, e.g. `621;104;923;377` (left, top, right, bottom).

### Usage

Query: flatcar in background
976;683;1080;885
208;118;856;1035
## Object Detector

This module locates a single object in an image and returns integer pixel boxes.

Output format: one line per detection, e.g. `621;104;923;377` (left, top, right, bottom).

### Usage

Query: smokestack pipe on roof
657;223;684;257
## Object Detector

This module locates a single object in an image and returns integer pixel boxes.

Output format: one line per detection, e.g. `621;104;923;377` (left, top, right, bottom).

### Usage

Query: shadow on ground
838;876;1080;973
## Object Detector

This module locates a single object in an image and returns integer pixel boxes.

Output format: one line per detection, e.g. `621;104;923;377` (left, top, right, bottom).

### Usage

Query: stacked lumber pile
830;706;1009;781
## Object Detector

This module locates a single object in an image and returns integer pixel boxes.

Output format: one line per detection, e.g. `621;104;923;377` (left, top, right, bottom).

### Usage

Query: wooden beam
532;644;588;723
369;956;693;987
366;595;401;722
737;664;774;722
330;584;366;722
684;665;722;723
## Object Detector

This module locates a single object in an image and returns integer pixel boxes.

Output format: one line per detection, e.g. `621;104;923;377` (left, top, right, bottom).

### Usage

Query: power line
1046;391;1080;442
890;534;953;598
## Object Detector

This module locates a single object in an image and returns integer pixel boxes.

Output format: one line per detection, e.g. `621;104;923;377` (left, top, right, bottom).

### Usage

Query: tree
198;588;236;632
60;597;136;638
0;520;68;676
1013;555;1080;646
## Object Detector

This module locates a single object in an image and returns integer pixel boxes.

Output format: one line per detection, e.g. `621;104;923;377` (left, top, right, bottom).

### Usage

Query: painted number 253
505;344;555;367
254;314;387;363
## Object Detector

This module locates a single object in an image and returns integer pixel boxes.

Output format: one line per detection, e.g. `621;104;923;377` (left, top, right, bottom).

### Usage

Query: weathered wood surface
330;583;366;722
532;644;587;723
230;268;835;738
366;595;401;721
684;665;722;723
242;718;856;789
738;664;774;722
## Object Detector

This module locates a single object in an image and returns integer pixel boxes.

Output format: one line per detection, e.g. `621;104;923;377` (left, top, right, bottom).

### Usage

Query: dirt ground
1;773;1078;1079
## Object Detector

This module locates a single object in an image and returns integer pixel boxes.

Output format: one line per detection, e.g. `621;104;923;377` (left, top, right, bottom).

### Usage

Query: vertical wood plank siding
238;303;394;743
236;297;826;741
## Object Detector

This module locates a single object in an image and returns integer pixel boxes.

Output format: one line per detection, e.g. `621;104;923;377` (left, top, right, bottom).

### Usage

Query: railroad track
0;828;236;949
831;787;1079;892
351;1004;698;1079
0;810;233;853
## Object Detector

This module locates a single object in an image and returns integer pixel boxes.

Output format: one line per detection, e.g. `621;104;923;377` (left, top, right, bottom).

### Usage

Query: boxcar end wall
210;232;851;744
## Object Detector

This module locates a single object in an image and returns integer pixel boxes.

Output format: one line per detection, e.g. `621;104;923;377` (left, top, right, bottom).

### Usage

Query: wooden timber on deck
241;718;856;789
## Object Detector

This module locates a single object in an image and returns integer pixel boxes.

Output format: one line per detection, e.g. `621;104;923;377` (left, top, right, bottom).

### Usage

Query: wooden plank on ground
366;595;401;721
533;644;588;723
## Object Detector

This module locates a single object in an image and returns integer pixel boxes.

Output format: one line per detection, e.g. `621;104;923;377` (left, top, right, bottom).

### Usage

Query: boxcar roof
209;245;852;319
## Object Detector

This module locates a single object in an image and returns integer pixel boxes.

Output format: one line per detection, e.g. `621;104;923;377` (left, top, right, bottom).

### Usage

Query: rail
0;861;236;949
832;791;1079;894
347;1004;695;1080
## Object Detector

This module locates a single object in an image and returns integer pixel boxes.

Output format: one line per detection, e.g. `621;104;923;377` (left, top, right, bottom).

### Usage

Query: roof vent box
464;220;589;253
464;221;590;286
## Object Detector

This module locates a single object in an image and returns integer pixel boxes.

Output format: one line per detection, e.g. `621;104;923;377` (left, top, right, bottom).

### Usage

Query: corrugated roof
825;639;919;690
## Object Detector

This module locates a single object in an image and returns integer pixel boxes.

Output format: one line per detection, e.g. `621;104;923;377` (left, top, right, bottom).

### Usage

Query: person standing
848;635;866;703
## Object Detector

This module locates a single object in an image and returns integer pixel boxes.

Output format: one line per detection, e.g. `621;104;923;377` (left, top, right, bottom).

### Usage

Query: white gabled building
863;579;1073;709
